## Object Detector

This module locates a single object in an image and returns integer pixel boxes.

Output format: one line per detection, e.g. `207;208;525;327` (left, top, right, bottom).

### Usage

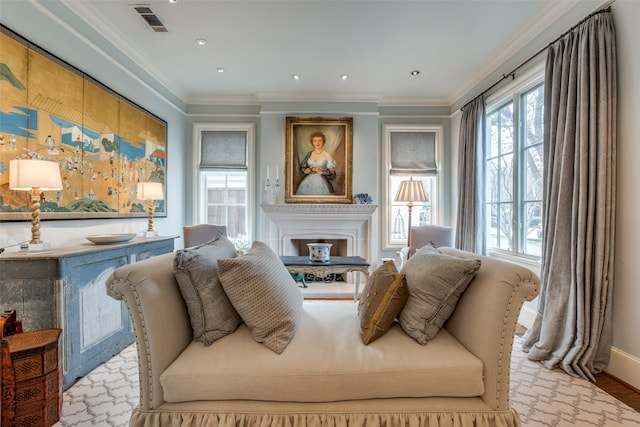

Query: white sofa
106;247;539;427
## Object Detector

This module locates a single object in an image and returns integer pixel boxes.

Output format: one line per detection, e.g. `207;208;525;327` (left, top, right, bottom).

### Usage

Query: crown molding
448;0;585;109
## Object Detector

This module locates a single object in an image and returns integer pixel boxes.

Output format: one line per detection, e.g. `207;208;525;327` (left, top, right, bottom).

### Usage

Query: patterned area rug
54;336;640;426
55;344;139;426
510;336;640;426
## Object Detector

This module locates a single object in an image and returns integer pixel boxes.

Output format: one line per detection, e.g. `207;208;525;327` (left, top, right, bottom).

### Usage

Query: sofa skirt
129;408;522;427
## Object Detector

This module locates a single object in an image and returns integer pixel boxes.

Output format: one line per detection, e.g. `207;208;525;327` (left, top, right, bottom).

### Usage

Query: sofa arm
440;248;540;411
106;251;192;410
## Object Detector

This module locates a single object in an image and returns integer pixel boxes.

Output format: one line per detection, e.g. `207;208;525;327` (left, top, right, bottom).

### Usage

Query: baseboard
517;305;537;330
607;346;640;391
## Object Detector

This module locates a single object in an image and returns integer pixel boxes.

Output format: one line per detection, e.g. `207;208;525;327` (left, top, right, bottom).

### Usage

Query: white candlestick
276;166;279;178
267;166;270;180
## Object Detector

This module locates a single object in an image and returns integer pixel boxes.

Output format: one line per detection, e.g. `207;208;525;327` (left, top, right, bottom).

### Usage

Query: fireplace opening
291;238;348;282
292;239;348;257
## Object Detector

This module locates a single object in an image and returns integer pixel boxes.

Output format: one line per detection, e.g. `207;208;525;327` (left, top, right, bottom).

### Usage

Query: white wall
450;0;640;388
258;102;381;206
509;0;640;390
607;0;640;389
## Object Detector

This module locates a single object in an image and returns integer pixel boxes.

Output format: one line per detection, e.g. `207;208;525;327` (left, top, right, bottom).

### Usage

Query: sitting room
1;0;639;426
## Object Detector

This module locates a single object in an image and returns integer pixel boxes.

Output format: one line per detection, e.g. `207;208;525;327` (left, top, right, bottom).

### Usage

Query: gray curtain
522;10;617;380
455;96;486;254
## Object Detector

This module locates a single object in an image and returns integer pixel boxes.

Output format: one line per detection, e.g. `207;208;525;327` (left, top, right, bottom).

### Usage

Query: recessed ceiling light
195;38;208;46
292;74;300;80
410;70;420;76
216;68;224;73
340;74;349;80
169;0;178;3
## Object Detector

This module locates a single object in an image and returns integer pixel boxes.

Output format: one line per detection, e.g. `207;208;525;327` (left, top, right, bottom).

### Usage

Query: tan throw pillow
173;234;242;345
218;241;304;354
358;260;408;345
398;246;481;345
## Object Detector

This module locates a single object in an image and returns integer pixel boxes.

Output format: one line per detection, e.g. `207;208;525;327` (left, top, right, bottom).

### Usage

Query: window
486;77;544;259
389;175;436;242
194;123;255;250
382;125;442;249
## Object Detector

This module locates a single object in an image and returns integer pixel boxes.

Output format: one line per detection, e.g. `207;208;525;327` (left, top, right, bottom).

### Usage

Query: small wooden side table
1;329;62;427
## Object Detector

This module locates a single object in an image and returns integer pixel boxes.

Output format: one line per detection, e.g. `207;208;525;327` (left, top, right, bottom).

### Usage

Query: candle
267;166;270;180
276;166;279;178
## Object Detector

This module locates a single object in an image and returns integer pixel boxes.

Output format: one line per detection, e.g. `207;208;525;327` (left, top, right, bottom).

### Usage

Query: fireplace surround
261;204;378;266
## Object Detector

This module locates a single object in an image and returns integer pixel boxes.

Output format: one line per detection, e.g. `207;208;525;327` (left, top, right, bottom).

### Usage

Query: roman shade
390;131;437;175
200;130;247;169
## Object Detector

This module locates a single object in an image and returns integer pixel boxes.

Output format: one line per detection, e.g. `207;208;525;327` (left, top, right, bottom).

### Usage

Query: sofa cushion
173;234;242;345
399;246;481;345
160;302;484;403
358;260;408;344
218;241;304;354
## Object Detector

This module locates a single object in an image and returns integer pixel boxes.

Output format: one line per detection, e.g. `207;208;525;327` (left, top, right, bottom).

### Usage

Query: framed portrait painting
285;116;353;204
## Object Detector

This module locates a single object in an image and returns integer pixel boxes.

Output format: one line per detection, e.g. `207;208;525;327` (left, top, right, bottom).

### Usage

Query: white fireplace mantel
261;204;378;264
261;203;377;216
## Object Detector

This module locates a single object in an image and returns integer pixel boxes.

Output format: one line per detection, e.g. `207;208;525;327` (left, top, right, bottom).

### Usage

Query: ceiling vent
133;5;168;32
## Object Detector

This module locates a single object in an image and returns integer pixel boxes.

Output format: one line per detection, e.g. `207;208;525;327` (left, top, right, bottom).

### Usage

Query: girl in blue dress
296;131;337;195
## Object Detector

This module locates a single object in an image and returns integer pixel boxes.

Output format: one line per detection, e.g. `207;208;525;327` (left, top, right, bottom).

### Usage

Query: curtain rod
460;6;612;112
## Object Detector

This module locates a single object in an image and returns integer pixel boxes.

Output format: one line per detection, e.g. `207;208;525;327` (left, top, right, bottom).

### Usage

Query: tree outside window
486;82;543;259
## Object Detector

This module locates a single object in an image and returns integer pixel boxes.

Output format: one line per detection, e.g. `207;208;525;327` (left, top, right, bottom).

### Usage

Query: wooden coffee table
280;256;370;301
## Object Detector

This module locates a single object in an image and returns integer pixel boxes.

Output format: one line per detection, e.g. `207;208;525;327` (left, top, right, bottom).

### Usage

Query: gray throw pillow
173;234;242;345
218;241;304;354
398;246;481;345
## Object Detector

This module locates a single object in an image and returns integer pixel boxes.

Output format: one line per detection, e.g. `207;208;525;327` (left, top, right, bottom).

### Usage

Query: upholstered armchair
397;224;455;268
182;224;227;248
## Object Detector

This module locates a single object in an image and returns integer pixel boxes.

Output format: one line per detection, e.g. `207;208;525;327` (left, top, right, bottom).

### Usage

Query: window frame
485;64;544;263
381;124;444;251
192;123;256;243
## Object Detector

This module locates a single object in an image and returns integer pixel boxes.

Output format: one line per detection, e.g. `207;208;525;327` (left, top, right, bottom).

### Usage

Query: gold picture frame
285;116;352;204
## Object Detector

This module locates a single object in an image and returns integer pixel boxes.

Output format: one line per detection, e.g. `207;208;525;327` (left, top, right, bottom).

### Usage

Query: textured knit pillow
218;241;304;354
398;246;481;345
358;260;408;345
173;234;242;345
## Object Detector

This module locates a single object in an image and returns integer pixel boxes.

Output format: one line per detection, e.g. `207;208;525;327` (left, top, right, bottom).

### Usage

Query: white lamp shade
9;159;63;191
395;177;428;202
137;182;164;200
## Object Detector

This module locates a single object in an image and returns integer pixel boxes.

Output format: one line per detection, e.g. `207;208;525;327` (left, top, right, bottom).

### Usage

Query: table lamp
394;177;427;251
9;159;63;249
137;182;164;237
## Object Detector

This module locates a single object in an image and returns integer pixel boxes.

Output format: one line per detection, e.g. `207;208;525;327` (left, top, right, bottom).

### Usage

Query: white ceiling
1;0;596;107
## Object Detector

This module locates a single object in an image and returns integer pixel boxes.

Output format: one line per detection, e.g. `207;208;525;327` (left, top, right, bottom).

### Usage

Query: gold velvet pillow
358;260;408;345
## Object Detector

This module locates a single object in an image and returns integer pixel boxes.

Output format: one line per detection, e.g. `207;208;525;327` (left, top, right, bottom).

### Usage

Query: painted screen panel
0;26;167;220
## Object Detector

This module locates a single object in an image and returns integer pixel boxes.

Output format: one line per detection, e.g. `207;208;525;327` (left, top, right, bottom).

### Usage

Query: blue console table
0;235;176;389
